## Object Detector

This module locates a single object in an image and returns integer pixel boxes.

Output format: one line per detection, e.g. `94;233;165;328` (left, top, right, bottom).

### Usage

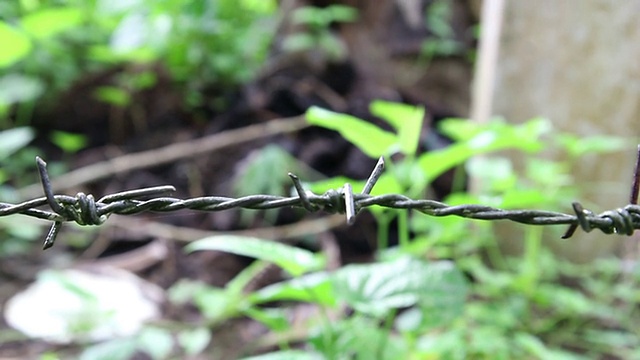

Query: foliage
232;144;321;225
421;0;465;61
282;5;357;62
0;92;634;358
0;0;278;122
298;102;635;358
0;0;633;357
74;102;636;359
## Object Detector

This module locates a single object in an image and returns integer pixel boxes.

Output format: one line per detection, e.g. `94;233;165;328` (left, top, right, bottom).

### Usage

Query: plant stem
398;210;410;248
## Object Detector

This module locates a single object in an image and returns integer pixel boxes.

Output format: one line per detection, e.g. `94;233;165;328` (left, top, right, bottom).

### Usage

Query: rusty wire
2;153;640;250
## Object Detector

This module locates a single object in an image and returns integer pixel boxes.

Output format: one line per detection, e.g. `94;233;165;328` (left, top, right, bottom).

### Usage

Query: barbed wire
2;155;640;250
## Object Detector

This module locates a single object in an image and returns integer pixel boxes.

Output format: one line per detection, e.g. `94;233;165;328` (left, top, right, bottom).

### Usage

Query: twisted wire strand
7;156;640;249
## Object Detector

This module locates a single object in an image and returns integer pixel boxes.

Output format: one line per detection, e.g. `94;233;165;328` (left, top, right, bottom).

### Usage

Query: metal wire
5;156;640;250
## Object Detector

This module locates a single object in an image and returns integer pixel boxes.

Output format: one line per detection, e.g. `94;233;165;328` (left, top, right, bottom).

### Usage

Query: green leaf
177;327;211;355
89;45;157;63
193;286;232;320
168;279;206;304
333;257;468;318
438;118;483;141
186;236;325;276
418;118;551;182
0;74;43;104
137;327;174;359
282;33;316;52
306;106;397;158
514;333;585;360
226;260;271;296
243;307;290;331
417;142;474;182
292;7;325;26
370;101;424;156
93;86;131;107
0;127;34;161
50;131;88;153
309;316;408;359
21;7;83;39
326;5;358;23
466;156;515;192
0;21;32;68
79;338;137;360
250;272;336;306
241;0;278;14
556;133;629;157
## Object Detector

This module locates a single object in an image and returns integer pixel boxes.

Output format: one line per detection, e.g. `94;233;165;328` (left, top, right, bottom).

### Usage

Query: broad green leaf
525;158;571;187
282;33;316;52
0;74;43;104
417;142;475;182
333;257;467;318
514;333;585;360
177;327;211;355
193;287;232;320
438;117;483;141
168;279;208;305
309;316;409;360
79;338;137;360
556;133;629;157
241;0;277;13
439;117;551;149
0;21;32;68
88;45;157;63
234;144;311;224
21;7;83;39
50;131;88;153
370;100;424;155
137;327;173;360
241;350;324;360
292;7;325;26
110;13;150;53
326;5;358;22
250;272;336;306
306;106;397;158
418;118;550;182
532;284;592;315
466;156;516;192
0;127;34;161
186;236;325;276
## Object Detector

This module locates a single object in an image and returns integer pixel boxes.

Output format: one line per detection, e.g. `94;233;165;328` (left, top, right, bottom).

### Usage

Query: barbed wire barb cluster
2;149;640;250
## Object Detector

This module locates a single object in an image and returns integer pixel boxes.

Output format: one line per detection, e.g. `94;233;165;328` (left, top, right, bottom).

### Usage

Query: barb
4;155;640;250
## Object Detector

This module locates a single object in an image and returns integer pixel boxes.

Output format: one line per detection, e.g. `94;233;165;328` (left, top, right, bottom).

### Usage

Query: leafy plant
0;0;279;123
283;5;357;62
233;144;321;225
184;236;468;359
421;0;464;62
302;101;635;358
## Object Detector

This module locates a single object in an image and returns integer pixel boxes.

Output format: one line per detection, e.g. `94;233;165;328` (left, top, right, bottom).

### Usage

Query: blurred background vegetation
0;1;639;359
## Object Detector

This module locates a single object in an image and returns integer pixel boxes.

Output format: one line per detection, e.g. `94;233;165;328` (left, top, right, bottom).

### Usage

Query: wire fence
2;154;640;250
